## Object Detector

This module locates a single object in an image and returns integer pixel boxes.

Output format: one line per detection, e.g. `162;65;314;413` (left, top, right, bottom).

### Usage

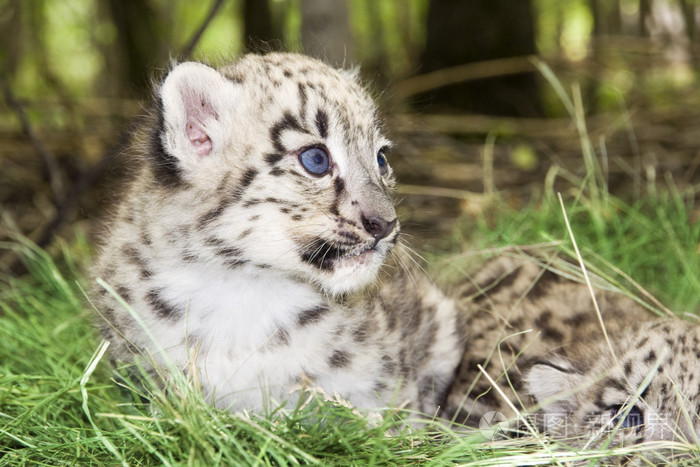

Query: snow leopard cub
445;254;700;448
92;53;461;414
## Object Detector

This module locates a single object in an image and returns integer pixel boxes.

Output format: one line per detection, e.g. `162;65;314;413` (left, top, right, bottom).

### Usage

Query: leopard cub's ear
158;62;238;169
525;357;584;430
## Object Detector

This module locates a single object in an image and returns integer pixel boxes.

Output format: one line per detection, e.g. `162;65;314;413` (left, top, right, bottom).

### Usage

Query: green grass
446;188;700;315
2;178;700;464
443;61;700;316
2;64;700;464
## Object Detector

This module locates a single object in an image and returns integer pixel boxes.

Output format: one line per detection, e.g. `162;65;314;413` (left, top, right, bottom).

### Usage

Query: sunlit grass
444;61;700;315
0;235;486;465
3;64;700;464
2;176;700;464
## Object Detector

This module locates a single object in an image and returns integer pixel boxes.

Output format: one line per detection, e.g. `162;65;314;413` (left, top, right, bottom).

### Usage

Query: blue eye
377;150;388;175
299;147;330;175
609;404;644;429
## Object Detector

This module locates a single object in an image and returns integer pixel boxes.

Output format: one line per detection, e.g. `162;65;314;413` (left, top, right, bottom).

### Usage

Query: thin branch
393;55;538;100
180;0;228;59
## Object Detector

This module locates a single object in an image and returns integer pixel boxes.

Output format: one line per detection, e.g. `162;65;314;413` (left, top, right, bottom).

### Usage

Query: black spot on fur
603;377;627;392
381;354;396;374
300;238;345;270
102;306;116;322
398;348;412;379
461;265;523;300
329;201;340;217
140;229;152;246
334;177;345;196
534;310;552;328
272;327;290;346
102;267;115;281
353;322;370;342
270;167;285;177
265;153;283;165
644;350;657;364
146;288;178;319
640;384;651;400
506;368;524;391
221;247;243;258
242;199;262;208
418;377;435;404
400;299;424;339
204;236;225;248
150;98;184;187
270;112;305;153
123;245;153;280
378;297;396;331
182;250;197;262
116;285;132;303
240;168;258;189
338;231;360;243
209;169;259;210
593;392;607;410
297;306;329;326
624;360;633;376
315;109;329;138
199;205;226;226
329;350;351;368
298;82;307;119
374;381;388;392
216;246;247;268
541;326;564;342
528;269;562;299
226;73;244;84
563;312;590;327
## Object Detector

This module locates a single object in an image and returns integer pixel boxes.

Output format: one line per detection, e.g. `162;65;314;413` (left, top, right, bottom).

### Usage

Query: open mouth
300;239;375;271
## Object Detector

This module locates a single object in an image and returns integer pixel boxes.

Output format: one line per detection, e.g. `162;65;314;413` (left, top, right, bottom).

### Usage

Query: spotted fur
92;53;460;414
445;253;700;448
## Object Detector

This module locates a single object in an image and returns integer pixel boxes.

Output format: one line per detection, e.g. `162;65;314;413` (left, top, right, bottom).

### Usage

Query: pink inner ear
183;89;218;157
187;118;213;157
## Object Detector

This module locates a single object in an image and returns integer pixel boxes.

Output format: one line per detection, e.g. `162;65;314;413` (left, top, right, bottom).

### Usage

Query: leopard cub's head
146;53;399;295
526;319;700;448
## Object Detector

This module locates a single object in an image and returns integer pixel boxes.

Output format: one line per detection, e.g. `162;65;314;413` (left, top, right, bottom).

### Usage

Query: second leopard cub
445;253;700;447
93;53;461;414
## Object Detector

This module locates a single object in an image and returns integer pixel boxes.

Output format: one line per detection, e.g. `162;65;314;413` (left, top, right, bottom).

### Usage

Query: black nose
361;215;397;242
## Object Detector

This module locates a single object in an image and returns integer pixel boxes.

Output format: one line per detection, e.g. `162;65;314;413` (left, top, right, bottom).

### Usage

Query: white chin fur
317;251;385;295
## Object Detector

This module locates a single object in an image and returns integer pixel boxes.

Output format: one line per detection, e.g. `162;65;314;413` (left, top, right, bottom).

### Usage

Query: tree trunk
0;0;23;79
639;0;652;37
419;0;540;116
106;0;169;98
300;0;353;65
590;0;622;36
243;0;279;52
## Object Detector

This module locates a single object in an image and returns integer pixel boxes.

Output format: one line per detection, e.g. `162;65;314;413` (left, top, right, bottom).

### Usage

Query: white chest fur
140;264;381;411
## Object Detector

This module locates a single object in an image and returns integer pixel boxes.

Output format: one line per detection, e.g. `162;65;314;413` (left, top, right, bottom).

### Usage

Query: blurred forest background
2;0;700;268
